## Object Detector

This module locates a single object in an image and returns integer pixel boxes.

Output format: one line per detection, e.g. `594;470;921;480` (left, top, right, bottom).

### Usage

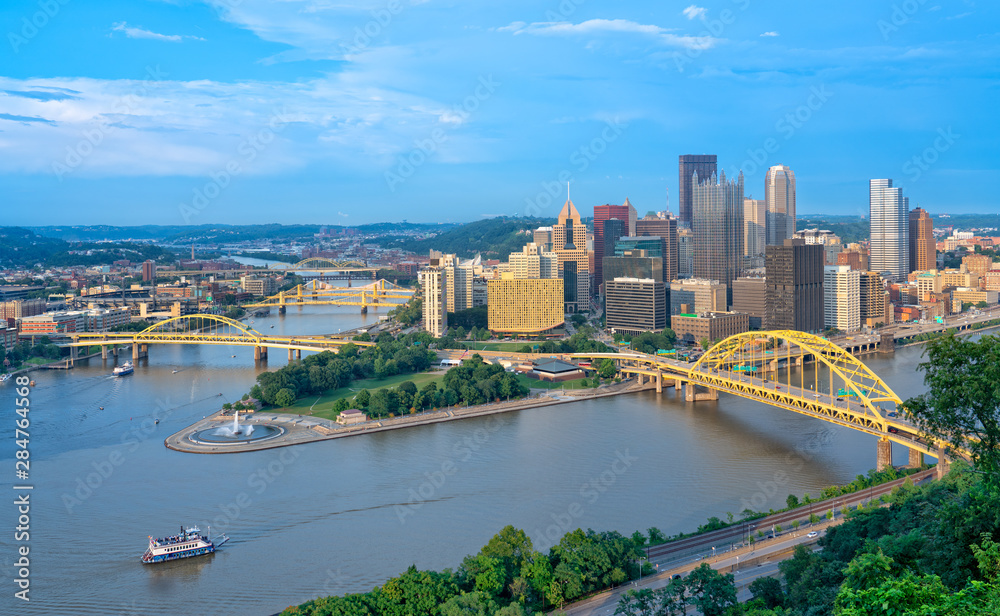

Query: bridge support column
295;349;301;360
132;343;139;360
877;438;893;471
278;306;286;315
69;345;78;366
655;371;662;394
288;348;294;362
101;345;108;360
936;448;951;479
254;346;268;361
908;448;923;468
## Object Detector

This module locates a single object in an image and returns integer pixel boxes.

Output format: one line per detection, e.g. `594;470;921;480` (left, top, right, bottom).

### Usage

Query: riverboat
113;362;134;376
141;526;228;564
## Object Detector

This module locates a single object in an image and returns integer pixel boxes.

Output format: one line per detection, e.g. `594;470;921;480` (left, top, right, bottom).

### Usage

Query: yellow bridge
244;279;415;313
67;314;374;362
570;330;961;473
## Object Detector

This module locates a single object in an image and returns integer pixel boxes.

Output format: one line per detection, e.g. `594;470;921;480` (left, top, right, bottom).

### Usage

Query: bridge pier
655;371;662;394
254;346;269;361
936;447;951;479
69;345;78;366
908;448;923;468
296;349;301;360
876;438;893;471
685;383;719;402
278;306;286;315
132;344;148;360
288;348;294;362
101;345;108;360
361;306;368;314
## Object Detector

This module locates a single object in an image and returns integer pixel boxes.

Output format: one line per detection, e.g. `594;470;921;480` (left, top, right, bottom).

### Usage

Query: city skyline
1;1;997;225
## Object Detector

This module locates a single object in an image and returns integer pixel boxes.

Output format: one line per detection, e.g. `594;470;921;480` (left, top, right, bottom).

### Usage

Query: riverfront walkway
164;380;652;454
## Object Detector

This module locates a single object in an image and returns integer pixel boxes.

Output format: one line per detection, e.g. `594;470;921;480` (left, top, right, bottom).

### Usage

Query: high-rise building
765;165;796;245
824;265;861;332
142;260;156;282
509;243;558;280
859;271;887;327
553;197;590;312
678;155;717;229
437;254;480;313
743;198;766;269
677;228;694;278
731;276;766;329
692;170;744;302
601;219;626;284
603;250;663;290
636;212;679;282
764;239;824;332
909;208;936;273
419;268;447;337
870;179;909;281
487;277;564;335
605;278;666;335
669;278;727;315
593;201;637;288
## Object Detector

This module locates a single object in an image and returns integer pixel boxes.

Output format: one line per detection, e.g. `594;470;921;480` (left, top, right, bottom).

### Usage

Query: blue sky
1;0;996;226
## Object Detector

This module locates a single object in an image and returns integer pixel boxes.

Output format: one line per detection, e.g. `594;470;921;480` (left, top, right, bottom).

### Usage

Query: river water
0;302;938;615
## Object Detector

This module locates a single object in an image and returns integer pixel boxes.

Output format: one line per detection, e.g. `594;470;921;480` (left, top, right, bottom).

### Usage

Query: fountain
189;411;283;445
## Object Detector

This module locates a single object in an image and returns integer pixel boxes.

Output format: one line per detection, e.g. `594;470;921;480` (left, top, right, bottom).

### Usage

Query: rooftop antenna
567;181;571;203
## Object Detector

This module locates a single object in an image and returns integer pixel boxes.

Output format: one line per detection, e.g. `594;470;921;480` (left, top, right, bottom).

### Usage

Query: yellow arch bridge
67;314;374;362
454;331;960;474
244;279;415;313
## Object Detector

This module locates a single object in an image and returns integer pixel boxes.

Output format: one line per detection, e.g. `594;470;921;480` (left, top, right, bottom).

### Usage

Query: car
807;531;819;538
888;427;900;434
672;574;682;580
887;412;897;418
836;397;844;401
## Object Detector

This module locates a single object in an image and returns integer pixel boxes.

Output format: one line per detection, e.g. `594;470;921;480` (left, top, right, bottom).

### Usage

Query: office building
599;218;626;293
908;208;935;273
677;228;694;277
509;243;558;280
764;239;824;332
142;260;156;282
594;202;636;288
678;154;717;229
605;278;666;335
765;165;796;246
602;250;663;290
731;276;766;329
636;212;679;282
859;271;887;327
487;277;564;335
241;276;278;296
669;278;727;315
553;198;590;312
533;227;553;251
870;179;909;280
962;254;994;277
824;265;861;332
692;170;744;301
743;198;766;269
0;298;46;320
952;288;998;308
419;268;447;337
671;311;750;345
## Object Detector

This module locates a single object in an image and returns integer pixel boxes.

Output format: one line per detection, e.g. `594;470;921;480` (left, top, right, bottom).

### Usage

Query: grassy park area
277;370;446;421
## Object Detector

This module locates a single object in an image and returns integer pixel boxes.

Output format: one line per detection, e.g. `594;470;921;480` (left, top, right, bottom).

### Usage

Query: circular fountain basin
189;424;284;444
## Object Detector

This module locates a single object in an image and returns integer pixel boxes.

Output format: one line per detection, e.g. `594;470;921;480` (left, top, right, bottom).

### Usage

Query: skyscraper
593;201;636;288
678;155;717;229
869;179;909;280
824;265;861;332
908;207;936;273
743;198;766;269
636;212;679;282
765;165;796;246
509;243;558;280
692;170;744;302
553;197;590;312
419;267;447;337
764;239;824;333
677;228;694;277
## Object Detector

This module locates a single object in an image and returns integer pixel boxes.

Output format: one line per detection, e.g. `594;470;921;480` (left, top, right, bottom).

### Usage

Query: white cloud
500;18;717;50
111;22;205;42
760;31;779;37
946;11;973;20
682;5;707;20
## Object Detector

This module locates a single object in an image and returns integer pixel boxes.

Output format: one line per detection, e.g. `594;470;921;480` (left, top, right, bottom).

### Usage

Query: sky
0;0;997;226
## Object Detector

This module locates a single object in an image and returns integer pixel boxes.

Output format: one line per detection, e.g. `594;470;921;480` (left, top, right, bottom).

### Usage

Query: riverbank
895;318;1000;348
164;379;655;454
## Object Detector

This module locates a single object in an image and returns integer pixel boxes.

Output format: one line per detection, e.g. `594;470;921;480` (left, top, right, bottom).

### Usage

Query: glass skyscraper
765;164;796;246
692;170;744;303
678;155;717;229
869;179;909;281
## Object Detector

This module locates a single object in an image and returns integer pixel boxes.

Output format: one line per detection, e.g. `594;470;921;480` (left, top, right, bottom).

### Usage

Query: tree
786;494;800;509
274;388;296;408
598;358;617;379
354;389;370;408
748;576;783;609
684;563;737;616
904;333;1000;484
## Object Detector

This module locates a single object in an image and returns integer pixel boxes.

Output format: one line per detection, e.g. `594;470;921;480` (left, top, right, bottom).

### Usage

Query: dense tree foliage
448;307;488;330
0;227;176;268
375;217;555;260
905;333;1000;484
247;333;436;408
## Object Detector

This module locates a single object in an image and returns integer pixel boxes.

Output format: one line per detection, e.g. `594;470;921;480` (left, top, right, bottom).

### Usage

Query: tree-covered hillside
376;217;555;259
0;227;176;269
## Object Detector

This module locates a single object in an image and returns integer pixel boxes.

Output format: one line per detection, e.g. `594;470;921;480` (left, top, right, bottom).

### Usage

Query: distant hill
0;228;176;269
375;217;555;260
797;215;869;244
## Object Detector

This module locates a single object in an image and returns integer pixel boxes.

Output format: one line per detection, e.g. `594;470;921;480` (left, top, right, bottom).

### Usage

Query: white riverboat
113;361;134;376
141;526;228;564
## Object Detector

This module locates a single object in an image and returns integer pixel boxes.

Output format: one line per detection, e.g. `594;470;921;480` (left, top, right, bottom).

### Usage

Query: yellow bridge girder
290;257;369;270
244;279;415;309
68;313;375;352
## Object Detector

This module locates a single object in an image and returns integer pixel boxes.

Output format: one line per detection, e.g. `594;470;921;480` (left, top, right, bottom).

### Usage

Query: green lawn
276;371;446;421
514;374;598;391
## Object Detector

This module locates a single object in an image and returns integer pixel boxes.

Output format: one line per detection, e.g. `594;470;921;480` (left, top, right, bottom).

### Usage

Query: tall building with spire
553;196;590;312
692;170;745;302
765;164;796;246
679;155;718;229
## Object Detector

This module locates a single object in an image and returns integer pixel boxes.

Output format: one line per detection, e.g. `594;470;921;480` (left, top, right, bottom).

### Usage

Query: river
0;303;941;615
